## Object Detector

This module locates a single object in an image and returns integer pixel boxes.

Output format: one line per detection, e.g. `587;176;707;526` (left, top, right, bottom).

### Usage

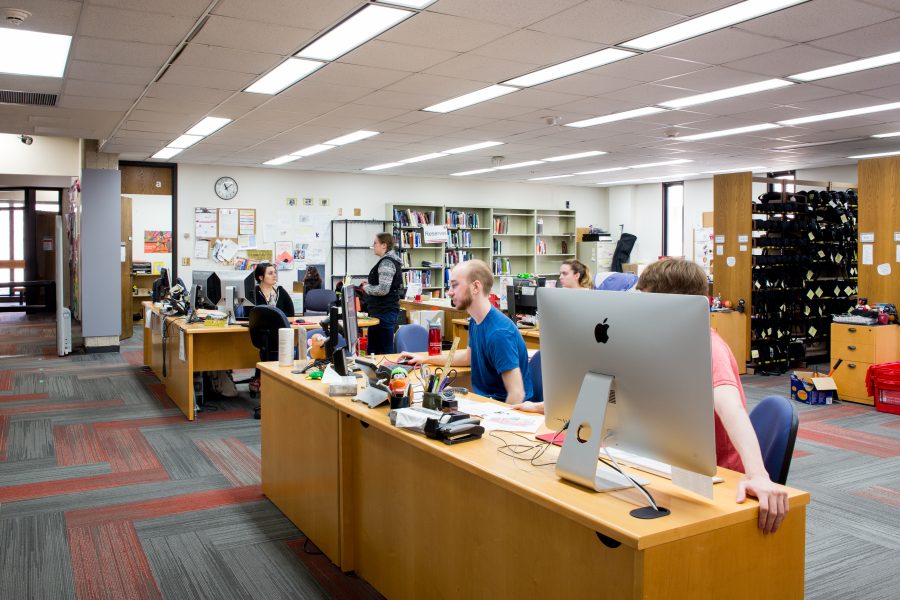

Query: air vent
0;89;57;106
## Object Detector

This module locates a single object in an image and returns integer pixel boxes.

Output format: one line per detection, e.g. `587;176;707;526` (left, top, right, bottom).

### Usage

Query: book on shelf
493;217;508;234
445;249;475;266
402;269;432;286
493;238;502;254
394;208;436;227
446;210;479;229
536;238;547;255
492;257;511;275
447;230;473;248
401;230;423;248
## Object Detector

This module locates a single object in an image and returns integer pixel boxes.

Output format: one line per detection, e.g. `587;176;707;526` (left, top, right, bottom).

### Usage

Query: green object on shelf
515;273;534;279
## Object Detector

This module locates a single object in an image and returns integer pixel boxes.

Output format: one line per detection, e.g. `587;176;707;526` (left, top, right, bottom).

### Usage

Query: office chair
528;351;543;404
248;305;292;419
304;288;337;316
748;396;799;485
395;324;428;353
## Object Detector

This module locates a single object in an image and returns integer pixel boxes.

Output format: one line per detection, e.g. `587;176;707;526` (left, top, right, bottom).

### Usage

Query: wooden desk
710;311;747;375
452;317;541;349
259;362;809;599
400;299;467;341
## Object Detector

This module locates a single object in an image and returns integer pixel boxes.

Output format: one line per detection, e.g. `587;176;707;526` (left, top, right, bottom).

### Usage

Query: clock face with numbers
215;176;238;200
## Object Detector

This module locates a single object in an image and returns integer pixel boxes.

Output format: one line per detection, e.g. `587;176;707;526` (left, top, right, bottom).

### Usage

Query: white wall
796;163;857;186
607;183;663;263
0;134;79;176
176;164;609;285
130;194;173;276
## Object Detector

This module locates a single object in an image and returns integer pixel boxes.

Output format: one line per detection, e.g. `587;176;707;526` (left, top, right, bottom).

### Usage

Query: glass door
0;189;25;285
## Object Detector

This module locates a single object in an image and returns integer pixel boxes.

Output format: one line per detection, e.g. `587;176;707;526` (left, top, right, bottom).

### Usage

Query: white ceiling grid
1;0;900;184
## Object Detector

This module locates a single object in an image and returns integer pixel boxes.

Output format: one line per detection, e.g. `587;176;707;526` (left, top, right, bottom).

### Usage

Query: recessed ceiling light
264;155;301;166
620;0;809;51
565;107;667;128
450;168;496;176
296;4;413;61
790;50;900;82
245;58;324;94
680;123;781;141
529;174;574;181
291;144;334;157
399;152;448;164
644;173;700;180
151;147;183;160
0;28;72;77
660;79;793;109
363;162;405;171
873;131;900;138
443;141;504;154
167;134;203;149
702;166;766;174
324;130;380;145
542;150;607;162
494;160;545;171
423;85;519;113
778;102;900;126
847;149;900;159
378;0;435;7
629;159;693;169
597;179;645;185
185;117;231;136
502;48;635;88
773;137;864;150
574;167;628;175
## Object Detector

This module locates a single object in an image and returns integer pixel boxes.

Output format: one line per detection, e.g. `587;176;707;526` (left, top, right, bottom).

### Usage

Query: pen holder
422;392;442;411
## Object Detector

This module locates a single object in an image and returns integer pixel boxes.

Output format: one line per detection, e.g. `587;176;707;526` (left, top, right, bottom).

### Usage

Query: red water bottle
428;323;441;355
358;334;368;356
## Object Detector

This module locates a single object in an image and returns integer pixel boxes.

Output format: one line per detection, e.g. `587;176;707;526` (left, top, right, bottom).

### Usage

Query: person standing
360;233;402;354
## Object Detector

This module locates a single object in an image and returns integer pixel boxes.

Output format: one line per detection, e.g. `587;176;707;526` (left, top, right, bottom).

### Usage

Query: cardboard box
790;371;836;405
621;263;648;276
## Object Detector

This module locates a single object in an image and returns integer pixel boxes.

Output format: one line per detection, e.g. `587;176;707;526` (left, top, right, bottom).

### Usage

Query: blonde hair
562;259;592;288
459;259;494;293
637;258;708;296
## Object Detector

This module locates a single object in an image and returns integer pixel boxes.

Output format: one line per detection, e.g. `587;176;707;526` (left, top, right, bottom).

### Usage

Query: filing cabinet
830;323;900;405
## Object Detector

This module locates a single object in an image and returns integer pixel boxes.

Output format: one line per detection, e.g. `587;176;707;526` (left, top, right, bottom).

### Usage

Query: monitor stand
556;372;636;492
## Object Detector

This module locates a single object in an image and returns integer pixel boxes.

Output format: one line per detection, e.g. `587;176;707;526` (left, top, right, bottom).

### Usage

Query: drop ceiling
2;0;900;185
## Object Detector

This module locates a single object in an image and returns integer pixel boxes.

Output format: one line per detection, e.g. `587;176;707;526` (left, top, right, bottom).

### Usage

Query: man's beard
453;289;472;311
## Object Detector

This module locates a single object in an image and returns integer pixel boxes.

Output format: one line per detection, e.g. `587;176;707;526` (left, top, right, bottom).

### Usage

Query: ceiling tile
625;0;734;12
491;87;587;109
159;64;254;91
379;12;515;53
58;95;135;111
807;18;900;58
385;73;490;97
79;5;198;45
424;54;541;84
657;29;793;65
471;30;603;65
72;37;174;69
276;79;375;105
528;0;683;45
598;82;697;105
146;82;234;103
812;64;900;94
341;41;459;73
191;15;317;55
353;89;445;111
8;0;82;35
656;66;774;92
724;44;858;78
595;54;709;84
211;0;360;29
534;72;639;97
135;96;218;116
429;0;584;28
91;0;211;18
65;60;157;86
175;44;281;75
0;74;63;94
737;0;897;43
64;79;143;100
311;63;411;90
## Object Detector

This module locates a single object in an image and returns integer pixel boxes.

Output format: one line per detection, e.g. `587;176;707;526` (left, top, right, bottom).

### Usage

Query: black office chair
248;305;292;419
749;396;799;485
304;288;337;316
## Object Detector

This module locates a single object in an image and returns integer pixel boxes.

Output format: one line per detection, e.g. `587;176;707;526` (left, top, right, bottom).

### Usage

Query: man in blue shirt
400;260;532;404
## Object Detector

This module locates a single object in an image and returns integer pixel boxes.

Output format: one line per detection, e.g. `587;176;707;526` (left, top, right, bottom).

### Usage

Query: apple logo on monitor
594;318;610;344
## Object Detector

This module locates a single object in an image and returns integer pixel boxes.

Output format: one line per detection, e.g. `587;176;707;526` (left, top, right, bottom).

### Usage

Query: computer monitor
507;284;538;318
216;271;256;305
537;288;716;498
342;285;359;356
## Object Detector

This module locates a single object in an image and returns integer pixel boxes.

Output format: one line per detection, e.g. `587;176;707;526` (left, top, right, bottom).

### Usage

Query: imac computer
537;288;717;511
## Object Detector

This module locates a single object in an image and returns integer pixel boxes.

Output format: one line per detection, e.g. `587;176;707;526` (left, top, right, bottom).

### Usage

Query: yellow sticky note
809;326;817;337
815;287;823;297
751;349;760;359
835;253;842;263
818;250;826;258
807;290;815;299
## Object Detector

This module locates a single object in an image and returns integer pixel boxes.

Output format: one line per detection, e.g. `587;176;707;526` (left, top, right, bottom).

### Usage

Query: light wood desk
141;302;378;420
259;362;809;599
452;317;541;349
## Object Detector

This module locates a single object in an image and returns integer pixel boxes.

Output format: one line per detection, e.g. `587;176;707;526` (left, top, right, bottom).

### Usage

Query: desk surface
258;361;808;551
143;302;378;333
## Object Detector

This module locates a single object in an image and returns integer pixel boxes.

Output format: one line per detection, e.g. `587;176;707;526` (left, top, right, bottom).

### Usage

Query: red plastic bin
865;362;900;415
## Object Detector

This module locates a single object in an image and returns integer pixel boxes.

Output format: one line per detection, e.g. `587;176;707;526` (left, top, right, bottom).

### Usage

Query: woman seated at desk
253;262;294;316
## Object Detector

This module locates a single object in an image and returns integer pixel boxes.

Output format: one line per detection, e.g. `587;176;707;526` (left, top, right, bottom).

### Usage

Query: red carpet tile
881;418;900;429
852;485;900;510
798;422;900;458
54;424;107;467
0;398;123;416
0;370;12;391
147;383;176;409
0;468;170;503
0;392;51;403
286;538;384;600
65;485;264;528
0;414;8;461
68;520;163;600
122;351;144;366
97;428;164;473
798;403;872;423
93;409;249;431
792;449;812;459
196;438;261;487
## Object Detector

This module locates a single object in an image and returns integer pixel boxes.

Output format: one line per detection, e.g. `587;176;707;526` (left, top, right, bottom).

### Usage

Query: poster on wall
219;208;239;238
239;209;256;235
275;241;293;270
195;207;217;239
144;230;172;253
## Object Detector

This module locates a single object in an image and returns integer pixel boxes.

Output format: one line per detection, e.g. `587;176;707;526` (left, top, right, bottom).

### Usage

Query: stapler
425;415;483;445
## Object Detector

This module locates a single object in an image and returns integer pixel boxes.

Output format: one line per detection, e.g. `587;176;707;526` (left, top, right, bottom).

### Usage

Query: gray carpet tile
142;430;221;480
0;512;76;600
0;461;111;487
6;418;55;461
805;531;900;600
217;542;330;600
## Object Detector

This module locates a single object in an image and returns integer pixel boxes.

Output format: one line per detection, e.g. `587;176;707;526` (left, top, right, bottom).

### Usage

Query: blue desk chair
529;351;543;404
304;289;337;316
749;395;799;485
395;324;428;353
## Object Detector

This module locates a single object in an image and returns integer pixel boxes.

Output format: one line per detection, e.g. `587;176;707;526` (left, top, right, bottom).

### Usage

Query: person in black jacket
253;262;294;317
360;233;402;354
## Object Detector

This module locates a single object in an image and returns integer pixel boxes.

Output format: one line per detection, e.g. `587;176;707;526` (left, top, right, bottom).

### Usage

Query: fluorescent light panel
297;4;413;61
0;28;72;77
291;144;334;157
443;141;504;154
574;167;628;175
790;50;900;82
151;148;183;160
399;152;447;164
703;166;766;173
494;160;545;171
542;150;606;162
264;155;302;166
565;107;667;128
529;174;574;181
680;123;781;141
847;149;900;159
778;102;900;125
167;134;203;149
629;159;692;169
423;85;518;113
378;0;435;7
598;179;644;185
621;0;809;51
245;58;324;94
873;131;900;138
186;117;231;136
325;130;380;145
660;79;793;108
451;168;496;176
363;162;405;171
503;48;635;88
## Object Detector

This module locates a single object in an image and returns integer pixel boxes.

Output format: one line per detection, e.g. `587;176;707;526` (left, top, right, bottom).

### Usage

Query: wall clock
215;176;238;200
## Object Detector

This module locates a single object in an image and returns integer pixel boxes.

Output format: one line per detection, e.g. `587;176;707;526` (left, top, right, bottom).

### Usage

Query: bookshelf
388;204;576;296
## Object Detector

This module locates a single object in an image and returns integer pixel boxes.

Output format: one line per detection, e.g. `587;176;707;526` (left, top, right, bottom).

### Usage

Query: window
35;189;61;213
663;182;684;257
767;170;795;194
0;191;25;284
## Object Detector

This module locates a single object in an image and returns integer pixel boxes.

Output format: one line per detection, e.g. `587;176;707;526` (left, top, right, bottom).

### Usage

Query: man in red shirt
636;258;789;534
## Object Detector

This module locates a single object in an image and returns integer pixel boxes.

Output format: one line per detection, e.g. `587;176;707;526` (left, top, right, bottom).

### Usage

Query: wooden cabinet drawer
831;360;873;405
831;323;900;365
832;340;877;363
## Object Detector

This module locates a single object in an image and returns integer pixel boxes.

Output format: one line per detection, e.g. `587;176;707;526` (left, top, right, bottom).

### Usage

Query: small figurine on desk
711;293;722;310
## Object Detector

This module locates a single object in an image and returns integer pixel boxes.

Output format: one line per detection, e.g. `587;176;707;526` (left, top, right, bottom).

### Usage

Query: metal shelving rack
330;219;394;287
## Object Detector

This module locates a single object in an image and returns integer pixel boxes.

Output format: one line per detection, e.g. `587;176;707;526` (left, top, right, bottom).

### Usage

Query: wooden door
121;196;132;340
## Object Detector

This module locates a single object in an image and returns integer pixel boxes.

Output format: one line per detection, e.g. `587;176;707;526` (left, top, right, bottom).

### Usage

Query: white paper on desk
480;411;544;433
178;330;185;362
321;366;356;387
862;244;874;265
455;397;510;417
671;466;714;500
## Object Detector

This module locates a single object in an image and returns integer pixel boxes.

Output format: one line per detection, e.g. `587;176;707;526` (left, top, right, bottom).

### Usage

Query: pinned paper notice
862;244;874;265
715;235;725;243
716;245;724;255
895;232;900;242
738;234;749;243
897;244;900;263
726;256;736;267
179;330;185;362
860;232;875;243
739;244;747;252
877;263;892;276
